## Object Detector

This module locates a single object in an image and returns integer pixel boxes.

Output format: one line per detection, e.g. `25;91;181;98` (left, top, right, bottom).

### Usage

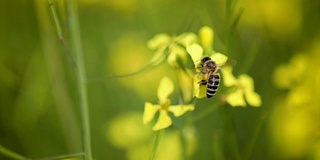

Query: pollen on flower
191;52;228;99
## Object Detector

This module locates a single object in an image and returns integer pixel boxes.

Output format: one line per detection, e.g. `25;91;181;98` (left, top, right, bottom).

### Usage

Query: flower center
160;99;171;110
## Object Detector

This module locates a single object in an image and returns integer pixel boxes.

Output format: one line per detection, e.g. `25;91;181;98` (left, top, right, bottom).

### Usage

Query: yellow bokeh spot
273;64;292;89
240;0;301;39
157;130;183;160
271;106;315;158
106;33;167;99
182;125;198;157
199;26;214;51
107;112;152;149
271;38;320;159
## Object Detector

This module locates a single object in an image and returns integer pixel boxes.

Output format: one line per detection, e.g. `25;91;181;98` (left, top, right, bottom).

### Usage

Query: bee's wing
217;60;237;70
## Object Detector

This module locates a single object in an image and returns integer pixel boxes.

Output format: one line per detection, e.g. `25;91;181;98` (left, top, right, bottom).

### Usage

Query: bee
198;57;221;98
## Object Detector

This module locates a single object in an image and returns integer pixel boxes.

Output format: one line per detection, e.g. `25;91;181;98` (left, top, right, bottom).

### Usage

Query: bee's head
207;60;217;71
201;56;211;65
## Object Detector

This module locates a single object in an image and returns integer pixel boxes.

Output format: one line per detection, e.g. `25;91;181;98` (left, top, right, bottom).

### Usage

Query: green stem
243;111;267;160
35;152;84;160
224;107;241;160
225;0;242;58
67;0;92;160
225;0;232;55
48;0;76;67
48;0;63;41
189;103;220;123
150;130;165;160
212;131;224;160
0;145;26;160
238;41;261;74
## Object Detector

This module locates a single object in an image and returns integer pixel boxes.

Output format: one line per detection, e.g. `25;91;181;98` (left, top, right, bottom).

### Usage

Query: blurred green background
0;0;319;160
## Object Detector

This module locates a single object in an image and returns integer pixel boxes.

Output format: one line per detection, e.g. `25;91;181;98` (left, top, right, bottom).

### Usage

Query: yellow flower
198;26;214;53
188;50;228;99
147;33;197;69
185;26;229;99
142;77;195;131
221;67;262;107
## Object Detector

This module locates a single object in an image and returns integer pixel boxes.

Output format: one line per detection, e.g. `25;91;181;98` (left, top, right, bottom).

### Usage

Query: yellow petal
153;110;172;131
167;46;188;68
210;52;228;66
157;77;174;102
177;70;193;103
245;90;262;107
149;47;168;66
221;66;237;87
193;75;207;99
169;104;195;117
176;32;198;46
142;102;159;124
238;74;254;91
226;89;246;107
186;43;203;66
199;26;214;50
147;33;171;49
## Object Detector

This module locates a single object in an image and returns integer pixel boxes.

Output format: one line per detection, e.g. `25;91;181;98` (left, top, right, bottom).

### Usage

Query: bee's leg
199;80;207;85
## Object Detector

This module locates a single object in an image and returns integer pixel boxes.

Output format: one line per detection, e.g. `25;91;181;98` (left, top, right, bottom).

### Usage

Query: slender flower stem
35;152;84;160
243;111;267;160
67;0;92;160
224;107;241;160
189;103;220;123
238;41;261;74
48;0;76;67
150;130;165;160
0;145;26;160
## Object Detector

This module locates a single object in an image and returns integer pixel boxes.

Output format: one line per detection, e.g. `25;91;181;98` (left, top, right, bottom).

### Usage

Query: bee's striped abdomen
207;74;220;98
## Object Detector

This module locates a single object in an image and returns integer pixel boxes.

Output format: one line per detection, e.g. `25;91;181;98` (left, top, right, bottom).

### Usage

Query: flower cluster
143;26;262;131
271;41;320;158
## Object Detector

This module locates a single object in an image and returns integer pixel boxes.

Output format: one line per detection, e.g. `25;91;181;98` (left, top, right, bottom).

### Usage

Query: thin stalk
225;0;232;54
189;103;220;123
212;131;225;160
224;107;241;160
225;0;242;57
48;0;76;67
243;111;267;160
150;130;165;160
238;41;261;74
35;152;84;160
37;0;81;152
67;0;92;160
0;145;26;160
